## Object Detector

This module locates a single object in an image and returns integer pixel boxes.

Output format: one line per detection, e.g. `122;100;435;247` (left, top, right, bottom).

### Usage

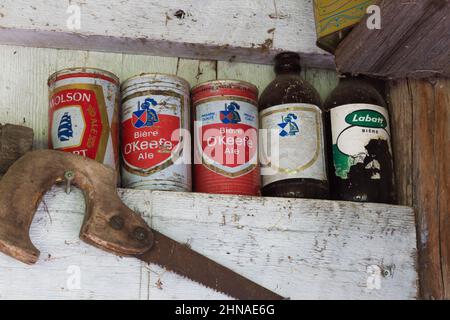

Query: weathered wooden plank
121;54;179;81
335;0;450;79
411;79;444;300
151;191;417;299
56;49;124;79
0;187;417;299
0;45;57;148
176;59;217;86
302;67;338;102
55;49;88;70
0;124;33;176
0;0;333;68
387;78;450;299
217;61;274;95
387;80;413;206
436;81;450;301
84;51;124;79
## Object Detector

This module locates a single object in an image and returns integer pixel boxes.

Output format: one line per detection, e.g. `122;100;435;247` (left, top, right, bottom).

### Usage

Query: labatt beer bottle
259;52;329;198
324;76;394;203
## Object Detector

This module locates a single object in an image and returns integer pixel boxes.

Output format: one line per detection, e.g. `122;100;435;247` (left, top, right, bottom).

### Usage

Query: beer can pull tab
64;170;75;194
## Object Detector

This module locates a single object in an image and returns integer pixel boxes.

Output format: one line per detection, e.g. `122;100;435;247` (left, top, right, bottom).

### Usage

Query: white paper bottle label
260;103;327;187
330;103;392;180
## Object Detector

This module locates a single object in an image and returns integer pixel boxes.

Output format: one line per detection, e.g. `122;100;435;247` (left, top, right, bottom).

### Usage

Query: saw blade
136;230;284;300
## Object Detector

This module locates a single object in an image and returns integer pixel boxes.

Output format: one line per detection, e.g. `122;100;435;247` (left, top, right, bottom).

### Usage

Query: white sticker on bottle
330;103;392;180
260;103;327;187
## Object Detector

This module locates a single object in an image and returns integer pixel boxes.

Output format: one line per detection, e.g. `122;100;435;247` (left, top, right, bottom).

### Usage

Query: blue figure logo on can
132;98;159;129
220;102;241;124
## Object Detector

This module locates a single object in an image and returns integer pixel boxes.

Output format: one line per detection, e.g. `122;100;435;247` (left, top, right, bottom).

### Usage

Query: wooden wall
388;78;450;299
0;45;337;149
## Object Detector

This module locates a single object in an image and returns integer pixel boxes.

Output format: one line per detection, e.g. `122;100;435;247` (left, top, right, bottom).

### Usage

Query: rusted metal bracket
0;150;153;264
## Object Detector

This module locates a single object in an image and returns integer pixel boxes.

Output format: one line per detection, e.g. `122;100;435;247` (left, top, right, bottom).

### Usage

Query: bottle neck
275;65;301;75
274;52;302;75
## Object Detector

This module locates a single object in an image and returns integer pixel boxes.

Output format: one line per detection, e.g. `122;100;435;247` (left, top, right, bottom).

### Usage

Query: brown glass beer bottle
259;52;329;199
324;76;395;203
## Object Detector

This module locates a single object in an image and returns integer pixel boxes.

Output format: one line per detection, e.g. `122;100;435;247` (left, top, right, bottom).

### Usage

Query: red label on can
121;97;182;173
192;81;260;196
200;123;256;169
122;115;180;170
49;88;105;160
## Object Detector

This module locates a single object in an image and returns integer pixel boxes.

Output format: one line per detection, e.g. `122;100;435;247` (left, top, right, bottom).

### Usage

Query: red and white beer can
120;73;191;191
192;80;260;195
48;68;120;172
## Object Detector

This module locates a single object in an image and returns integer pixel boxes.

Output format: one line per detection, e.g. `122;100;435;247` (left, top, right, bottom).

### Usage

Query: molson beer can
48;68;120;172
192;80;260;195
120;74;191;191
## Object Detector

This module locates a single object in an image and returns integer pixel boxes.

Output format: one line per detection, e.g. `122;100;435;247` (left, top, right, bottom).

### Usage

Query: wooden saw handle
0;150;153;264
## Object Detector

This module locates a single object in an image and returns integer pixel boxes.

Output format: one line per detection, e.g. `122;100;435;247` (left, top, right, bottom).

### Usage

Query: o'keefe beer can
120;73;191;191
192;80;260;195
48;68;120;172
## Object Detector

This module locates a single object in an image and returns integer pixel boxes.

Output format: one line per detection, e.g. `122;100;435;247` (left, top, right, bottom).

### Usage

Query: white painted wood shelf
0;0;333;68
0;187;418;300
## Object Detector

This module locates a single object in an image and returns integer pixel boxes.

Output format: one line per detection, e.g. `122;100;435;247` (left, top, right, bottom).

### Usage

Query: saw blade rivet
109;215;124;230
64;170;75;194
133;227;148;241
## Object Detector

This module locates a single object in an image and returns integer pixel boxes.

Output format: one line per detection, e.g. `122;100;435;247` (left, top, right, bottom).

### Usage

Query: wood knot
174;10;186;19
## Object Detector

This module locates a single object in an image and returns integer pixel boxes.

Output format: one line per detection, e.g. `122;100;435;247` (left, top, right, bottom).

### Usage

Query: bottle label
330;103;392;180
260;103;327;187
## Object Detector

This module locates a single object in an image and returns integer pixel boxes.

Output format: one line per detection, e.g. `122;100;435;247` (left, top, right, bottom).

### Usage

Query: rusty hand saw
0;150;283;300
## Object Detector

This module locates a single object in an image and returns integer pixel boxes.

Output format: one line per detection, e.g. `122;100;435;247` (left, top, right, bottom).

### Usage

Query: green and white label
330;103;392;180
345;109;388;128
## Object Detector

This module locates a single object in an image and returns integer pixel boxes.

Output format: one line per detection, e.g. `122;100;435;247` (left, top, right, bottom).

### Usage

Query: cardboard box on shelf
313;0;375;53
